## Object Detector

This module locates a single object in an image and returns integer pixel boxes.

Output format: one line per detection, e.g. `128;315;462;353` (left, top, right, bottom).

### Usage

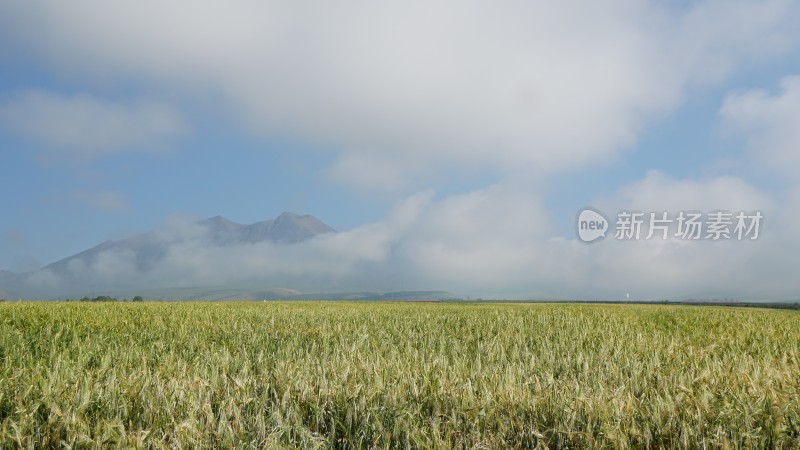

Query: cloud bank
3;1;798;185
20;174;795;300
1;1;799;300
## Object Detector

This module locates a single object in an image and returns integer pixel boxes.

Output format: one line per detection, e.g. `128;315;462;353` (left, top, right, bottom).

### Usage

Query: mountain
0;214;463;301
72;287;458;301
0;270;20;299
44;212;336;276
199;215;245;244
236;212;335;244
0;270;17;281
266;290;460;301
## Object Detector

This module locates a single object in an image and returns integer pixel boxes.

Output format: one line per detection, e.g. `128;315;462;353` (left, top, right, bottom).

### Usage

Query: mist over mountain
3;193;797;302
45;212;335;276
2;212;340;299
0;270;19;299
0;270;16;281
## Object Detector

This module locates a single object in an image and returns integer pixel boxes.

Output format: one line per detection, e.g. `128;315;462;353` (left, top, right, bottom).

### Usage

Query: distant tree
132;296;144;302
80;295;120;302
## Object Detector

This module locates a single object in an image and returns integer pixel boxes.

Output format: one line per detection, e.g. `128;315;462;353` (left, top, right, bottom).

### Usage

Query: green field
1;302;798;449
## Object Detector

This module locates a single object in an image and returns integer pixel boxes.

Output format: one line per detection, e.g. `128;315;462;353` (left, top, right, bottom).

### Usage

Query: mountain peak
201;215;241;227
41;212;336;277
240;212;335;244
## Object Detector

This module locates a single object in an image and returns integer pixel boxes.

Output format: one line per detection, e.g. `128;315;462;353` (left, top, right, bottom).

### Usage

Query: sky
1;0;800;300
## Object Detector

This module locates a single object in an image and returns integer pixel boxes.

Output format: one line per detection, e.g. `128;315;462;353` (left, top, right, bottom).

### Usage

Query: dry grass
0;302;798;448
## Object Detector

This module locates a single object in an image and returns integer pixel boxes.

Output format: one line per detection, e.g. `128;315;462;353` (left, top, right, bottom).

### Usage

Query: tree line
77;295;144;302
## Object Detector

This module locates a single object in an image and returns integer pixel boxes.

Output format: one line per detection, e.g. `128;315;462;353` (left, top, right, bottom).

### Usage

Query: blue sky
1;1;800;300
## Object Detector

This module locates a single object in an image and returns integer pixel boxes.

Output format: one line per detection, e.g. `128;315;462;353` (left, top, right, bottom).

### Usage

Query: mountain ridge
0;212;346;299
4;212;336;277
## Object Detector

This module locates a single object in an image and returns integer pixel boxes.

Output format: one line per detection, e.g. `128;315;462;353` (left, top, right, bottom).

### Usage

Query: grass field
1;302;798;449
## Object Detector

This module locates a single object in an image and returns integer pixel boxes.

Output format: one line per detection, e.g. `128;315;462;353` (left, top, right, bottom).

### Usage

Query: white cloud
2;1;798;187
396;186;551;289
3;1;800;300
606;170;771;213
569;171;780;299
15;173;797;300
0;90;187;157
721;75;800;175
670;0;798;84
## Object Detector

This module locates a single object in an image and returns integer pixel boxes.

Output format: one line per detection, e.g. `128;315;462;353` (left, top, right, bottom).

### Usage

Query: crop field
0;302;798;449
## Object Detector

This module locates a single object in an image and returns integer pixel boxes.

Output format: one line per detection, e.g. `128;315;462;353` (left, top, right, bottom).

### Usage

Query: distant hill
72;287;460;302
0;270;17;281
44;212;335;276
256;290;459;301
1;214;455;302
236;213;335;244
0;270;20;299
